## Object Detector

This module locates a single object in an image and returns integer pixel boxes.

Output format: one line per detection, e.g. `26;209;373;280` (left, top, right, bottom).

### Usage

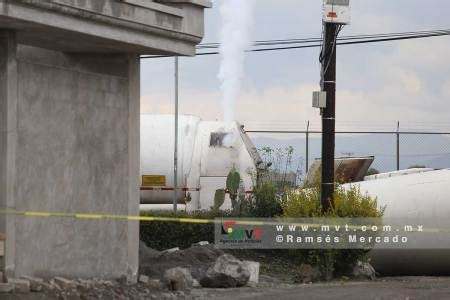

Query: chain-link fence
246;123;450;183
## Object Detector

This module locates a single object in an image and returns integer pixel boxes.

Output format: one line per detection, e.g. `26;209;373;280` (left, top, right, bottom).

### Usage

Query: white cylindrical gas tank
140;114;200;204
347;169;450;275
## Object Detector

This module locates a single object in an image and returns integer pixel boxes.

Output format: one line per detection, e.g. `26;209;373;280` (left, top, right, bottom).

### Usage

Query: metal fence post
396;121;400;171
173;56;179;212
305;120;309;176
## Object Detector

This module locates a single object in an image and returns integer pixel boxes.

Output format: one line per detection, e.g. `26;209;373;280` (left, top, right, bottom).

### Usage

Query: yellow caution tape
0;210;445;233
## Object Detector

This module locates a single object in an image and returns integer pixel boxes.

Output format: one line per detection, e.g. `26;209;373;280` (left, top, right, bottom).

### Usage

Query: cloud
141;0;450;132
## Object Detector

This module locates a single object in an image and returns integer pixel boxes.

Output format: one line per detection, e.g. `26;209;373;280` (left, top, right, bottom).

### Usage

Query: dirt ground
3;276;450;299
190;277;450;300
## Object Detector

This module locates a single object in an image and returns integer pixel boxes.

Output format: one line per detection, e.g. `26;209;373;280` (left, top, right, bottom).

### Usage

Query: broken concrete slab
53;277;76;289
200;254;250;288
243;261;260;287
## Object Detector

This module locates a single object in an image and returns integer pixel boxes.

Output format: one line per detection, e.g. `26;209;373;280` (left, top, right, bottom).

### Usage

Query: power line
197;29;450;49
141;29;450;59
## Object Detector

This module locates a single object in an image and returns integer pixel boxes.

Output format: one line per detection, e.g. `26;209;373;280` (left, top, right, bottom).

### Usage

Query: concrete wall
0;32;140;280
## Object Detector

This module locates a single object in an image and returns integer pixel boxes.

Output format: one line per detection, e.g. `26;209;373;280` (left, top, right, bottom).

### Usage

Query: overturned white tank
346;168;450;275
140;114;264;211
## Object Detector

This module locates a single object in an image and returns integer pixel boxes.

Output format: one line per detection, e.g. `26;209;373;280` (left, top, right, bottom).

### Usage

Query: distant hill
425;154;450;169
249;133;450;174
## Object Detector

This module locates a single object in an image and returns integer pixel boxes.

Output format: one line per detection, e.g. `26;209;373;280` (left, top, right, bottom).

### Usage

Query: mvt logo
221;221;262;241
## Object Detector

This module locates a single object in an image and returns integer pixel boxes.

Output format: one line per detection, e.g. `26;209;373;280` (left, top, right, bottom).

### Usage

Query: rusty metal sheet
304;156;374;186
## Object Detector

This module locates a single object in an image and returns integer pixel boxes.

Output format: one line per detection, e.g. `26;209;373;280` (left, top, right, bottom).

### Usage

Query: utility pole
320;22;338;212
314;1;350;213
173;56;179;212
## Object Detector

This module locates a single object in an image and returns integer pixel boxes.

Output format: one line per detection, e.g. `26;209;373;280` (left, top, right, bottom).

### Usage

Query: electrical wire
321;24;344;84
197;29;450;49
141;29;450;59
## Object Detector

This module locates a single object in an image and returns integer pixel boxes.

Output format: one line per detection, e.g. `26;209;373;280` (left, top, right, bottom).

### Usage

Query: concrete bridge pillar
0;0;210;281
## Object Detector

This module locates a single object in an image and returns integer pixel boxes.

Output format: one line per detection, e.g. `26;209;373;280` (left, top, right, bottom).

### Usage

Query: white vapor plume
218;0;255;122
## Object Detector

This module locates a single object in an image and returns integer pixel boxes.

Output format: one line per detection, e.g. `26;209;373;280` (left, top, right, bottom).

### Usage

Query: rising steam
218;0;255;122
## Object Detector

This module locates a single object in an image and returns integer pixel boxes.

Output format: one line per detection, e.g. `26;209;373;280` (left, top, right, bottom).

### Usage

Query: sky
141;0;450;132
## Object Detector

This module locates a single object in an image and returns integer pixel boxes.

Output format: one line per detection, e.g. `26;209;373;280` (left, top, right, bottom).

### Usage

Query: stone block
192;241;209;247
138;274;150;284
20;276;45;292
200;254;250;288
53;277;76;289
0;282;13;293
162;247;180;254
8;278;30;293
243;261;260;286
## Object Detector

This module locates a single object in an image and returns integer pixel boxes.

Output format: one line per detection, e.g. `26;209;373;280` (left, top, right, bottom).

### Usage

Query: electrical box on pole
312;91;327;108
323;0;351;25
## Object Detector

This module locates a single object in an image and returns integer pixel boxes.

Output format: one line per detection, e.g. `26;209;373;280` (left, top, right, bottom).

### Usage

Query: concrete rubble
21;275;46;292
200;254;251;288
53;276;77;289
164;267;194;291
0;276;178;298
163;247;181;254
139;274;150;284
140;241;259;290
8;278;30;293
0;282;13;293
0;243;378;298
192;241;210;247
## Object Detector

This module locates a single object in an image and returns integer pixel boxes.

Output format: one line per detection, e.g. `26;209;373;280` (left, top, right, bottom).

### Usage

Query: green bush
140;210;232;250
282;184;383;218
281;184;385;280
248;181;282;217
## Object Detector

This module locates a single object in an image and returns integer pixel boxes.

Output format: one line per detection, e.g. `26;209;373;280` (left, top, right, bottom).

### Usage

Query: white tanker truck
140;114;264;211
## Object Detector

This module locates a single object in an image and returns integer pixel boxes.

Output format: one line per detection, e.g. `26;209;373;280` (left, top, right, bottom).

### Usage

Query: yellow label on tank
142;175;166;187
